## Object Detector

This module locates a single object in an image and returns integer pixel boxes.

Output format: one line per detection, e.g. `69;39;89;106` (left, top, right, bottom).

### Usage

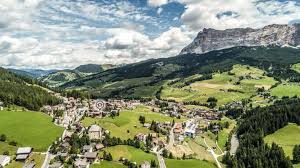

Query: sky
0;0;299;69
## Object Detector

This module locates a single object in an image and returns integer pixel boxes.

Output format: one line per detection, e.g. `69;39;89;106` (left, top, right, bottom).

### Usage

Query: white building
88;125;101;140
16;147;32;161
0;155;10;167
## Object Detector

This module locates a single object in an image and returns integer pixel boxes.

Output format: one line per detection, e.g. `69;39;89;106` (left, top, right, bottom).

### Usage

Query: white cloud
148;0;169;7
179;0;300;30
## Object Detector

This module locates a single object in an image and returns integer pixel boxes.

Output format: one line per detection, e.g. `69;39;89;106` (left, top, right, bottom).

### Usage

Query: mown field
161;64;277;107
91;161;126;168
165;158;216;168
82;105;185;139
101;145;157;165
0;110;64;152
271;83;300;98
264;123;300;159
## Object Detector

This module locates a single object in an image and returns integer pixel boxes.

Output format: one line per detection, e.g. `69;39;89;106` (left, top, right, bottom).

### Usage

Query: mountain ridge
180;24;300;55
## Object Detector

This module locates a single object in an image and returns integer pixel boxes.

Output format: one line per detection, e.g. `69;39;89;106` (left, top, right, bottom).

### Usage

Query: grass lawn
0;141;17;155
6;153;45;168
91;161;126;168
102;145;157;165
217;117;236;151
271;83;300;98
161;64;277;107
264;123;300;159
291;63;300;73
82;105;185;139
165;159;216;168
0;110;64;152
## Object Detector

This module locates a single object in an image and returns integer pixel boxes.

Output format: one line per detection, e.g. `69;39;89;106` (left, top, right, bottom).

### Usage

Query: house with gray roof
0;155;10;167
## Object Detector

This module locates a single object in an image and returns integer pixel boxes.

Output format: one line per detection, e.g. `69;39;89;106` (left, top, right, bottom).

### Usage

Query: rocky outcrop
180;24;300;55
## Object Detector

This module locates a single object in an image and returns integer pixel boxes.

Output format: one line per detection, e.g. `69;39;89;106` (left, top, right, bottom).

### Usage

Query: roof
83;145;92;150
89;125;100;132
49;162;62;168
74;158;88;167
16;154;29;160
22;162;35;168
84;152;97;159
17;147;32;154
0;155;10;164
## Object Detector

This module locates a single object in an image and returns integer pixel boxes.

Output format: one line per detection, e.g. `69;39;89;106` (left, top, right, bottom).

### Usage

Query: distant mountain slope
8;68;58;78
0;68;60;110
180;24;300;55
40;64;114;87
61;46;300;100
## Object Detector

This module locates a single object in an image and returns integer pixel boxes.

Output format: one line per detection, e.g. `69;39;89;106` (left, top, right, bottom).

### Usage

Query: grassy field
0;142;17;155
217;117;236;150
82;105;185;139
165;159;216;168
264;123;300;159
271;83;300;98
91;161;126;168
102;145;157;165
0;110;64;152
161;64;277;107
6;153;45;168
291;63;300;73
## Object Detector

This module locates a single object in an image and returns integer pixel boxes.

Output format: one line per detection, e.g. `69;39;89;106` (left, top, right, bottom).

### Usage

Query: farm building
16;147;32;161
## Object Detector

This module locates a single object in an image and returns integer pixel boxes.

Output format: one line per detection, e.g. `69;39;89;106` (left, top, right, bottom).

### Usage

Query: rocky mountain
180;24;300;55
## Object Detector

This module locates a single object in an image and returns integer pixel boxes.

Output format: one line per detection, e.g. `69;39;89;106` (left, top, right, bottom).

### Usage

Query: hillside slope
0;68;60;110
40;64;114;87
62;46;300;102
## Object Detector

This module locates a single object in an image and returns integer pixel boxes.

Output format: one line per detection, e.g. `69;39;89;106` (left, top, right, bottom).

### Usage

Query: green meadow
161;64;277;107
271;83;300;98
91;161;126;168
264;123;300;159
165;159;216;168
102;145;157;165
82;105;185;139
0;110;64;152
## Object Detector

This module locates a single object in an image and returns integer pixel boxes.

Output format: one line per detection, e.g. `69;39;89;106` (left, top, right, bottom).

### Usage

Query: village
0;95;224;168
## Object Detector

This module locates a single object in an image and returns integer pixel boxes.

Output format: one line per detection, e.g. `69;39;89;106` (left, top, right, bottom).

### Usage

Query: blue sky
0;0;299;69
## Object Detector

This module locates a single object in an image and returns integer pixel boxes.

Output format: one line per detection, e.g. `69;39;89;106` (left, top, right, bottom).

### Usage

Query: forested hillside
223;97;300;168
0;68;61;111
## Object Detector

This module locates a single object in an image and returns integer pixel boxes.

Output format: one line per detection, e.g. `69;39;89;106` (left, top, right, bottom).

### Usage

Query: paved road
157;149;167;168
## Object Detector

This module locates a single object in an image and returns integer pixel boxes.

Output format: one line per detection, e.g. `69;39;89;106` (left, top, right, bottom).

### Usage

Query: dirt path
229;134;239;155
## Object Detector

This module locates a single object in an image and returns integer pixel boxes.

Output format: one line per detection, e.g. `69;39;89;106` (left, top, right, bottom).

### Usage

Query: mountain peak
180;24;300;55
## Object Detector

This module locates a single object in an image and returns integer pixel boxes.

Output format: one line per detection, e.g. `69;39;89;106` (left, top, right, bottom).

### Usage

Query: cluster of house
49;124;103;168
188;108;220;120
86;99;142;118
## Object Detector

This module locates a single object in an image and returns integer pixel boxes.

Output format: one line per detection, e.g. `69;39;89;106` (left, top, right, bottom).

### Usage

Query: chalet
74;158;88;168
95;144;104;151
82;145;93;153
143;123;151;128
173;123;183;134
141;161;151;168
88;125;101;140
84;152;97;162
135;133;147;142
0;155;10;167
16;147;32;161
